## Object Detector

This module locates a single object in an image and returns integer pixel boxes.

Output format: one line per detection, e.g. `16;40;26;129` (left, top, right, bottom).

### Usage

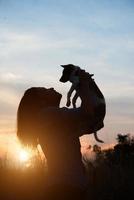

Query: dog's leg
94;132;104;143
66;85;75;107
72;92;79;108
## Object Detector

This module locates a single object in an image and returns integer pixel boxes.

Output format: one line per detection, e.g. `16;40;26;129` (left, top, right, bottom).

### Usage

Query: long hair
17;87;61;147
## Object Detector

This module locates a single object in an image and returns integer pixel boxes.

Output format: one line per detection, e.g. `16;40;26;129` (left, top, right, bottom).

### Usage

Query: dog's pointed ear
90;74;94;77
60;65;66;68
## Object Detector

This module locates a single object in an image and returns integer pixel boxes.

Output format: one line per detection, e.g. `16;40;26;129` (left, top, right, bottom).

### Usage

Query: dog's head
59;64;77;83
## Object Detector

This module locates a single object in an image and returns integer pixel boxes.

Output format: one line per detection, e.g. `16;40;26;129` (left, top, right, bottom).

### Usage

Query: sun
19;149;30;162
0;134;46;168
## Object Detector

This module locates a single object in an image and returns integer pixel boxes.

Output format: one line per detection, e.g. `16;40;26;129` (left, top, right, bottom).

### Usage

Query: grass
0;134;134;200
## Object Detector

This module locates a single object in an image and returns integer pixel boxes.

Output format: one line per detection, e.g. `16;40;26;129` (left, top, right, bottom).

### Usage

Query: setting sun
19;149;30;162
0;133;41;168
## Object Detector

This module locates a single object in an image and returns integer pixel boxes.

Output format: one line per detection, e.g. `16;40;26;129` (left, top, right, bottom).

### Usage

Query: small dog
60;64;106;143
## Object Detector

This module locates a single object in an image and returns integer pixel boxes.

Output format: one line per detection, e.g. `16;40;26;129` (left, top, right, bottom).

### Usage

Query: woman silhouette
17;70;101;200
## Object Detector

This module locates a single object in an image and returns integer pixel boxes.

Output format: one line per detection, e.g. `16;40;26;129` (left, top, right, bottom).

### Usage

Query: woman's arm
39;70;96;137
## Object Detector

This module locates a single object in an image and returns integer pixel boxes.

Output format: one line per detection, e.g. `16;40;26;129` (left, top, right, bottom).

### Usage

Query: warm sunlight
0;133;42;168
16;144;40;167
19;149;31;162
15;139;35;165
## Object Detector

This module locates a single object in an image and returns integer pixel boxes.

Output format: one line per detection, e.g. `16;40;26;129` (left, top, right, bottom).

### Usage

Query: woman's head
17;87;62;147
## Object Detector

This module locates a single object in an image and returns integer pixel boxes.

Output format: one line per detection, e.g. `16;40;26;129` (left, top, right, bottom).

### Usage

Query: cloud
0;72;32;134
107;96;134;119
0;72;27;92
1;25;133;60
0;25;134;80
0;72;21;81
0;29;42;58
0;72;34;120
0;3;134;141
0;27;84;58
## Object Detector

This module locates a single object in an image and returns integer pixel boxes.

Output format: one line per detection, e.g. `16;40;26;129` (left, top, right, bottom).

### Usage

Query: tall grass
0;134;134;200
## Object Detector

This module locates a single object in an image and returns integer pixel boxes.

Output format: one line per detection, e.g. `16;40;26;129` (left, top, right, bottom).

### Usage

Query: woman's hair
17;87;61;147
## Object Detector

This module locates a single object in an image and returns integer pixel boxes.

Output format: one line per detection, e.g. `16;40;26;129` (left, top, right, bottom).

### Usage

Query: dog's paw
66;101;71;107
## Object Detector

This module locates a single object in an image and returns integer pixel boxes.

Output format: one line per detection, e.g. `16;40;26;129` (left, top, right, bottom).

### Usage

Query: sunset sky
0;0;134;149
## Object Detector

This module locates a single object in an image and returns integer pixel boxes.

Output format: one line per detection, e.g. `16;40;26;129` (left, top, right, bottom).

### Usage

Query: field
0;134;134;200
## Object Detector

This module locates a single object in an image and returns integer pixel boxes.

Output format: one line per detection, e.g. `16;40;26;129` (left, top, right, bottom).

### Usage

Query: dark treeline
0;133;134;200
84;133;134;200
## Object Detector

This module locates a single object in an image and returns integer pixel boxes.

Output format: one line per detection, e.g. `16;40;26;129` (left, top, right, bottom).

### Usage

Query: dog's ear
60;65;66;68
90;74;94;77
60;64;74;68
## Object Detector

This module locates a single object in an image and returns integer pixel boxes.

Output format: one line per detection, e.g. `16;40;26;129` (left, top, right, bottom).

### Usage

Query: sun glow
0;133;47;169
17;145;40;167
19;149;30;162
